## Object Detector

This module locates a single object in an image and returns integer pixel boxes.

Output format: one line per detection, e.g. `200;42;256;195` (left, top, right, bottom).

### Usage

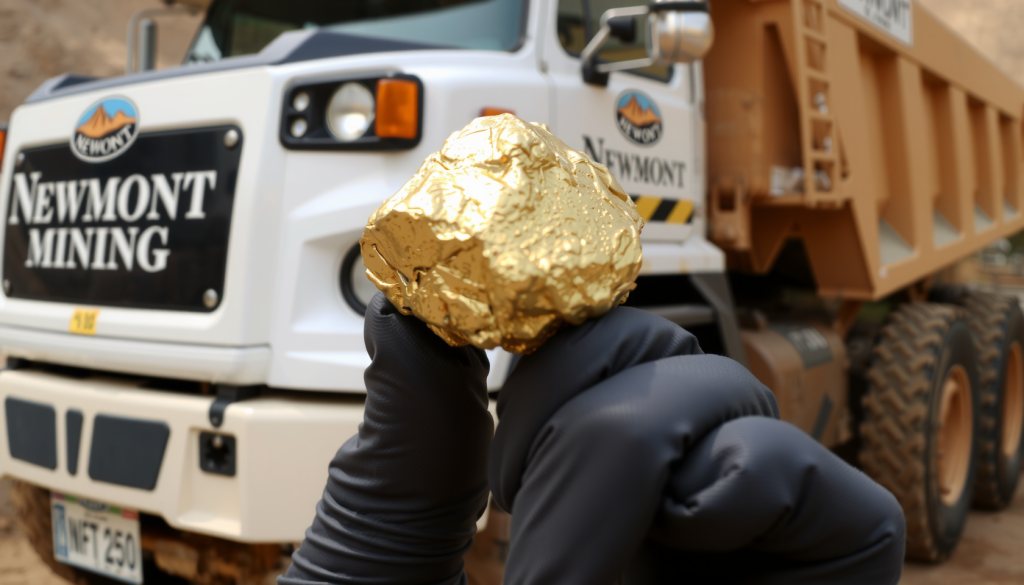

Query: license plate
51;492;143;584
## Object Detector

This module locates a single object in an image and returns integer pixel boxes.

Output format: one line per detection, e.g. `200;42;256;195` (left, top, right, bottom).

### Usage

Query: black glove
490;306;779;584
643;416;906;585
280;293;493;585
490;306;903;585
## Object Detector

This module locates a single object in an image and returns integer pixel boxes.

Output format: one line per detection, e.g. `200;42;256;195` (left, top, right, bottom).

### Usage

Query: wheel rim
1001;342;1024;458
937;365;972;506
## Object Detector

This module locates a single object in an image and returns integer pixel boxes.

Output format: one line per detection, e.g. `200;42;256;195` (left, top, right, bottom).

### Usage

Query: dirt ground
0;478;66;585
900;473;1024;584
1;474;1023;584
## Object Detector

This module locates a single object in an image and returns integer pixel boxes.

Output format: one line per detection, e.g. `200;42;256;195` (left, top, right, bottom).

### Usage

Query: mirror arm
598;58;655;73
581;5;650;86
579;26;611;68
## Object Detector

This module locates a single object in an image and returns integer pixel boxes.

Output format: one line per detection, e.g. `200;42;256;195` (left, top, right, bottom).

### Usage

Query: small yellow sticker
69;309;99;335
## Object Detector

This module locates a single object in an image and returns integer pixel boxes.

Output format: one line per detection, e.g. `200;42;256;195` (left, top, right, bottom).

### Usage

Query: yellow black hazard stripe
629;195;694;224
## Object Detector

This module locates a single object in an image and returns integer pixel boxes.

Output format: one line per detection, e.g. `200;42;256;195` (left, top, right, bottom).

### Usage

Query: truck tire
858;303;980;561
961;292;1024;509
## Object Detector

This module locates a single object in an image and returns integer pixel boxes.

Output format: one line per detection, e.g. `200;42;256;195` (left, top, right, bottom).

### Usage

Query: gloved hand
490;306;904;585
490;306;780;585
280;293;493;585
282;298;905;585
644;416;906;585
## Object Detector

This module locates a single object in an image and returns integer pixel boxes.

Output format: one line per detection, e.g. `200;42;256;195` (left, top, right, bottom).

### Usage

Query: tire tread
859;303;964;561
961;292;1021;510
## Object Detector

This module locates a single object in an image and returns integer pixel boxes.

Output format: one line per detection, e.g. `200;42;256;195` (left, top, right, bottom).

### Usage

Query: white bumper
0;324;270;385
0;368;364;542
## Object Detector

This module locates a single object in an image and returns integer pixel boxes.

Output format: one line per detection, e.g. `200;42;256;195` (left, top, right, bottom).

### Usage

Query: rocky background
0;0;202;122
1;0;1024;122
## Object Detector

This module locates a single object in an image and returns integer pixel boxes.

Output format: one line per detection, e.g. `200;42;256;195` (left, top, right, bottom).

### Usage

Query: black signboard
3;126;241;311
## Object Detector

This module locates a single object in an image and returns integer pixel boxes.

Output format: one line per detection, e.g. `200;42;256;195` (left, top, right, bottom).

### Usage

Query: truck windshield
185;0;525;63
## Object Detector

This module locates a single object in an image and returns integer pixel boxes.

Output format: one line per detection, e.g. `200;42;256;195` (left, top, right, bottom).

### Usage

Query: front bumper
0;324;270;385
0;368;364;542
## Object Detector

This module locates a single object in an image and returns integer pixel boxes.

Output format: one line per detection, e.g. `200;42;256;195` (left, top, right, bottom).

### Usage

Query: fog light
199;432;236;476
293;91;310;112
340;244;378;315
0;123;6;169
327;83;375;141
290;118;308;138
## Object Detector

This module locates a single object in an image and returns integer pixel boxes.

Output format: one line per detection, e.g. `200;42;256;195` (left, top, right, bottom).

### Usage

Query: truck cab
0;1;717;582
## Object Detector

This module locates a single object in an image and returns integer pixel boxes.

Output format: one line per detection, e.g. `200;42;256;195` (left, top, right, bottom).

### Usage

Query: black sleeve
279;293;493;585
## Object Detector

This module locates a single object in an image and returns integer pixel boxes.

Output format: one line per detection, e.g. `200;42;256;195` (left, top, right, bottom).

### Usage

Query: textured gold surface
360;114;644;353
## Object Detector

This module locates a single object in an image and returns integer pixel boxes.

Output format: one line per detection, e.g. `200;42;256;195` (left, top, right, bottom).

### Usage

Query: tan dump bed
704;0;1024;300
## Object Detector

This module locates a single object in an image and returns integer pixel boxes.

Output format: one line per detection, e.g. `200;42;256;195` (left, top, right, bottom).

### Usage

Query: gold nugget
360;114;644;353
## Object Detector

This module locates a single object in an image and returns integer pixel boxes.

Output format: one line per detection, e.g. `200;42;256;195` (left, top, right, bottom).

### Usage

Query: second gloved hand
281;293;493;585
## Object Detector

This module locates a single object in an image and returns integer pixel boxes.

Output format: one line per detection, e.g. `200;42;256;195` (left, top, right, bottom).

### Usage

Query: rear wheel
961;292;1024;509
859;303;980;561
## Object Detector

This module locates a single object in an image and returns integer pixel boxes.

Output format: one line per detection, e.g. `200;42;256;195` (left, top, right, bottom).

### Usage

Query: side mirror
608;15;637;44
648;2;714;65
581;1;713;86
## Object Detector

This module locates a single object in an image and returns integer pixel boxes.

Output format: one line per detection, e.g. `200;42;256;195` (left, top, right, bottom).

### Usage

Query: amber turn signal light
480;107;515;117
0;123;7;169
375;79;419;140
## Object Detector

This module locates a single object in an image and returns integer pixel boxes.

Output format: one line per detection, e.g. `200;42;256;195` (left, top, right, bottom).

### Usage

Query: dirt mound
0;0;201;122
0;477;68;584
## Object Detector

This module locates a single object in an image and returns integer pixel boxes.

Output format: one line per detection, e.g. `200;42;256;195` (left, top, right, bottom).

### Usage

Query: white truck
0;0;719;582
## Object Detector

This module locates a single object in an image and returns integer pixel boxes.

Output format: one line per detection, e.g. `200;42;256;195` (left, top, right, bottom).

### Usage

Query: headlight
280;74;423;151
340;244;379;315
327;83;375;141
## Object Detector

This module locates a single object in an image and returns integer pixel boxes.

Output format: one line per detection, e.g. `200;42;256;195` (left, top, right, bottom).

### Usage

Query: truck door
541;0;700;245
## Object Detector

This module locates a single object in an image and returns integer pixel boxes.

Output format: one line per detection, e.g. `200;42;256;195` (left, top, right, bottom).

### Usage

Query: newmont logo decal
70;97;140;163
616;91;663;146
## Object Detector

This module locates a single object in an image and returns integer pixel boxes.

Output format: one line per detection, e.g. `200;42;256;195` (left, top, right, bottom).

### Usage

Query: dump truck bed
705;0;1024;300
